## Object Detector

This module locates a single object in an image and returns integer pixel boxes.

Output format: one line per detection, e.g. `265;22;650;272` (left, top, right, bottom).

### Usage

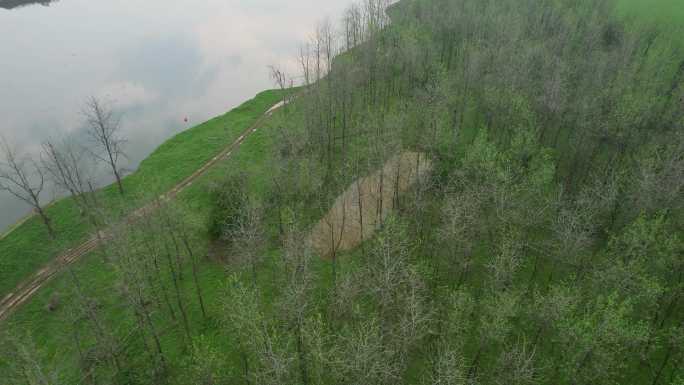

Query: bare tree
232;202;266;287
0;136;55;238
277;227;316;385
422;348;468;385
41;137;92;211
41;136;111;246
630;133;684;216
490;341;538;385
83;97;127;195
223;274;296;385
165;206;208;320
109;223;167;374
333;317;402;385
343;3;363;51
67;267;123;377
437;182;483;288
269;65;291;113
361;217;431;371
299;43;313;87
0;331;61;385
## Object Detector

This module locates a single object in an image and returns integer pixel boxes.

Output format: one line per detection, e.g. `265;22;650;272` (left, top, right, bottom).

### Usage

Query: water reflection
0;0;353;231
0;0;58;10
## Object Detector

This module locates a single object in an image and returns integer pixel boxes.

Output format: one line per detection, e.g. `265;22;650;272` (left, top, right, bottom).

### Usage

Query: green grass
3;1;683;383
0;89;287;300
1;95;320;384
616;0;684;25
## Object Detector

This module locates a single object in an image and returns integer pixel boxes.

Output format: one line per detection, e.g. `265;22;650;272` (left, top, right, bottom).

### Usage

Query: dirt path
0;100;286;323
308;152;431;257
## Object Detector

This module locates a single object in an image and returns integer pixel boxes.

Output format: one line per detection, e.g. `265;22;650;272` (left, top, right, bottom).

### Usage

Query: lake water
0;0;352;232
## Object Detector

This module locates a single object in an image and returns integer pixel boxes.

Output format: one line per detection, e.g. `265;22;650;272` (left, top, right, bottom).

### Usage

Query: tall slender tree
0;136;55;238
83;97;127;195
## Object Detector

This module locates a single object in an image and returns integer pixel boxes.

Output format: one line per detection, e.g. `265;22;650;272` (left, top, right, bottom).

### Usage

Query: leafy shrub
208;172;249;241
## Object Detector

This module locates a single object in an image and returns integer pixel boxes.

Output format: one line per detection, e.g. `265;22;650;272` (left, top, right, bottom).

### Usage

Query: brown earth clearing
309;151;431;257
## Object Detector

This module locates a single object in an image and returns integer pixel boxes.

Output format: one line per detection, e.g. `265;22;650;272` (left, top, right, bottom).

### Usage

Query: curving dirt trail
0;100;286;323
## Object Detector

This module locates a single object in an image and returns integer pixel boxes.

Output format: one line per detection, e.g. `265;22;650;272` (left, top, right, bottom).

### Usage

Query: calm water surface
0;0;352;231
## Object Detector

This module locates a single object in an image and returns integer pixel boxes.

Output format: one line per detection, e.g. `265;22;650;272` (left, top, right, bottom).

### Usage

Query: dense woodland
1;0;683;384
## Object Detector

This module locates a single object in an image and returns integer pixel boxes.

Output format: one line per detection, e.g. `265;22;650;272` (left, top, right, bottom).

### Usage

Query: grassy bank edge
0;89;287;298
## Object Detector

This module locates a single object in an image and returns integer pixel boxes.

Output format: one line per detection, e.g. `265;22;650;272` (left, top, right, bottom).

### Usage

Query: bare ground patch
309;152;432;257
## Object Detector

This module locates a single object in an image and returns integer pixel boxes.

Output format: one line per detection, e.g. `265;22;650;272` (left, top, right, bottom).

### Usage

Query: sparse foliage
83;97;127;195
0;136;55;238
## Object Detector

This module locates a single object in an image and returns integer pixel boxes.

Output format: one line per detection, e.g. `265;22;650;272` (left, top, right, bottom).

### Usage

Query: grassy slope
2;78;426;383
0;90;286;299
3;1;683;383
2;0;678;321
2;98;305;384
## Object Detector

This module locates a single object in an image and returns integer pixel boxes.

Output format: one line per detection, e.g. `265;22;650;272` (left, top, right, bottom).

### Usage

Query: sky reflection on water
0;0;352;231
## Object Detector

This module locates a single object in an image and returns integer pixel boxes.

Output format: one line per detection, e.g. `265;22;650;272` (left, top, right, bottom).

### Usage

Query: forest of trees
1;0;683;384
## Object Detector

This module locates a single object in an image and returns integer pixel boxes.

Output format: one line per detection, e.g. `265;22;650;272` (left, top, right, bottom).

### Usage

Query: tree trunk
356;176;365;257
107;147;124;195
652;344;673;385
180;233;207;319
296;323;310;385
36;206;55;239
164;247;192;341
142;305;166;369
153;252;177;321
